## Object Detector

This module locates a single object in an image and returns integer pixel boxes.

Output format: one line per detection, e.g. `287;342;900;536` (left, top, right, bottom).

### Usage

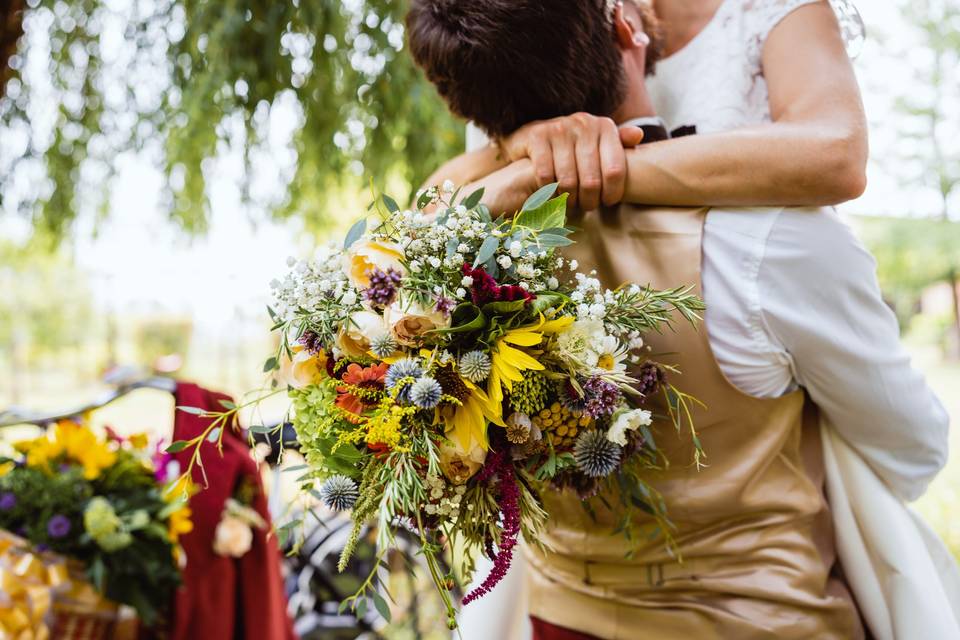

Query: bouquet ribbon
0;531;108;640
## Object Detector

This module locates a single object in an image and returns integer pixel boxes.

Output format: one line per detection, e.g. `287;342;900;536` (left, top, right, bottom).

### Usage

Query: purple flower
298;330;325;355
434;295;455;316
0;492;16;510
363;267;403;307
46;514;72;539
582;376;622;419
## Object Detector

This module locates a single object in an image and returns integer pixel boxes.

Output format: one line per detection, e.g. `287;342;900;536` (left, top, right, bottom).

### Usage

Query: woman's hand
500;113;645;210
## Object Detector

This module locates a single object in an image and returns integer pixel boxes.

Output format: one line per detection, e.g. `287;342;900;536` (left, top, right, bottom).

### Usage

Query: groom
407;1;949;639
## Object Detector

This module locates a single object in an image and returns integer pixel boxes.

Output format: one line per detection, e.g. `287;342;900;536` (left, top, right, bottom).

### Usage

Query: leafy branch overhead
0;0;464;241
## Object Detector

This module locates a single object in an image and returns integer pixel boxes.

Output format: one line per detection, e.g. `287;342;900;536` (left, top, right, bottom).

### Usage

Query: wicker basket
51;600;119;640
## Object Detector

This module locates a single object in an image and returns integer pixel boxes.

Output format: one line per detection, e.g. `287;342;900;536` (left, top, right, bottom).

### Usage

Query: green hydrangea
83;496;132;551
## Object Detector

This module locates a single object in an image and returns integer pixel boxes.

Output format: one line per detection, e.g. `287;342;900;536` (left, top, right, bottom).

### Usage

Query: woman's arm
503;2;868;208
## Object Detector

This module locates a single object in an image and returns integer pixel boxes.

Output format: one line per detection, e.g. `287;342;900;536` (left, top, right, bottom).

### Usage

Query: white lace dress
646;0;821;135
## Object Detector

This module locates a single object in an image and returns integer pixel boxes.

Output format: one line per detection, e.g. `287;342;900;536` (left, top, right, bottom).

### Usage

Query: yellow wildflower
0;461;13;477
364;401;416;452
129;432;150;450
168;504;194;543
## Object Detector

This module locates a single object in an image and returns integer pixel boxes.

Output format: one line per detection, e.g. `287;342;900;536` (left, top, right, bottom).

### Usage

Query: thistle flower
320;475;359;511
385;357;424;401
459;350;491;383
370;333;398;359
0;492;15;511
573;430;622;478
409;377;443;409
582;376;622;419
362;267;403;307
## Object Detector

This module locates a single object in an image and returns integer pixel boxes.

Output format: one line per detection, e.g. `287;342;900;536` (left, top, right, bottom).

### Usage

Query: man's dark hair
407;0;654;138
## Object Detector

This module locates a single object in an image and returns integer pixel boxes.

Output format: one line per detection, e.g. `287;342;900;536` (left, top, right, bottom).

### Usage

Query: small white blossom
341;290;357;306
509;241;523;257
547;276;559;289
457;243;470;254
569;259;579;270
429;256;442;268
461;276;474;286
455;205;467;215
456;287;467;298
497;255;513;269
442;179;455;194
286;256;296;267
410;260;422;272
519;281;529;290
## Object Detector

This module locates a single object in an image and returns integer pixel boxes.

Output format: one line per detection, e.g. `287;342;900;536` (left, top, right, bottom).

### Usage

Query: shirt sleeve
757;208;950;501
745;0;824;67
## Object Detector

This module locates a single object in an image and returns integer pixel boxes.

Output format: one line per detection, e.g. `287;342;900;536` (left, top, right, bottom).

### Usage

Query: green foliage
0;0;463;241
0;447;182;624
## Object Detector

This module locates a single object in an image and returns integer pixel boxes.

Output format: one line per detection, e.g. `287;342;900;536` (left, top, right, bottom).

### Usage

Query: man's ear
613;2;650;50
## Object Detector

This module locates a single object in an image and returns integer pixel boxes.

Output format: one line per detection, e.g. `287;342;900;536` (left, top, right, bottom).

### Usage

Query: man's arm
760;210;949;501
504;3;868;208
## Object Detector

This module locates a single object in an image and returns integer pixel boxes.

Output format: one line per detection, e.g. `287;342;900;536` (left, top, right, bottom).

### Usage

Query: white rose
606;409;653;446
213;515;254;558
336;310;388;357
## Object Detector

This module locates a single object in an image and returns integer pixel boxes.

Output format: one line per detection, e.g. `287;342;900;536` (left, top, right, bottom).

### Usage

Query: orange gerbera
335;362;389;422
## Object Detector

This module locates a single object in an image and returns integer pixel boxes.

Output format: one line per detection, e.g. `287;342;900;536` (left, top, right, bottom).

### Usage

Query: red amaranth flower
462;451;521;605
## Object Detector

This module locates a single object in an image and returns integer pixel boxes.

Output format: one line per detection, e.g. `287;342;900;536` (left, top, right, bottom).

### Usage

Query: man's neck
611;80;657;124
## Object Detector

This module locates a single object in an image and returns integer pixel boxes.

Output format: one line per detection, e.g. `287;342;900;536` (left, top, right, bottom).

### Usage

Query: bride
407;1;957;638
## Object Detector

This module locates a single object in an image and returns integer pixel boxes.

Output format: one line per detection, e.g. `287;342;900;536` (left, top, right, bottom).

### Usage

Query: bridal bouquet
0;419;189;627
256;183;701;627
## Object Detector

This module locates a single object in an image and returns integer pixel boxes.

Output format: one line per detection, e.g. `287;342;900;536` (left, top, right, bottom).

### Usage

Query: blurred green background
0;0;957;573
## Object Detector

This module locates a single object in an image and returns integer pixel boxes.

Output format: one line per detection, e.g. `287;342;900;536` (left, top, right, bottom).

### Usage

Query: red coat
170;382;296;640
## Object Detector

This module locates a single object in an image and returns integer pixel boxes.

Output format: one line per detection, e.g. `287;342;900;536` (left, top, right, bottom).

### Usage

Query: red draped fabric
531;617;600;640
170;382;296;640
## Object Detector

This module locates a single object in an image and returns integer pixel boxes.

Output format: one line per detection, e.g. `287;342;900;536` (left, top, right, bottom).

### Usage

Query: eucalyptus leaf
344;218;367;250
381;194;399;213
473;234;500;267
536;233;574;248
516;193;568;231
445;237;460;259
263;356;279;372
462;187;485;209
165;440;190;453
522;182;559;211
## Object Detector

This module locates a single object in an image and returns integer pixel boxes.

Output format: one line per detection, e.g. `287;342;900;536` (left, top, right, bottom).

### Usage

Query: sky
2;0;957;337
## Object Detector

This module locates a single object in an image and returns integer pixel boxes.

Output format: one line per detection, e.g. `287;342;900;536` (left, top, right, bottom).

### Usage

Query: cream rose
383;296;451;347
336;310;388;358
287;348;325;389
438;440;487;485
213;515;254;558
342;238;406;289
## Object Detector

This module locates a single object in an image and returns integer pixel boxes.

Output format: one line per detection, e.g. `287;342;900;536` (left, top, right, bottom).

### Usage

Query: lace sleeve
744;0;823;65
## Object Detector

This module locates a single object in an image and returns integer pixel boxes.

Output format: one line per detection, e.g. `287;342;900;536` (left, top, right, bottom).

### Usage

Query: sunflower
442;378;504;452
487;314;574;405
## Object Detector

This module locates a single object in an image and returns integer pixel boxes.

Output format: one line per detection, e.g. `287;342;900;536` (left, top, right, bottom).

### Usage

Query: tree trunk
0;0;26;96
948;267;960;360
